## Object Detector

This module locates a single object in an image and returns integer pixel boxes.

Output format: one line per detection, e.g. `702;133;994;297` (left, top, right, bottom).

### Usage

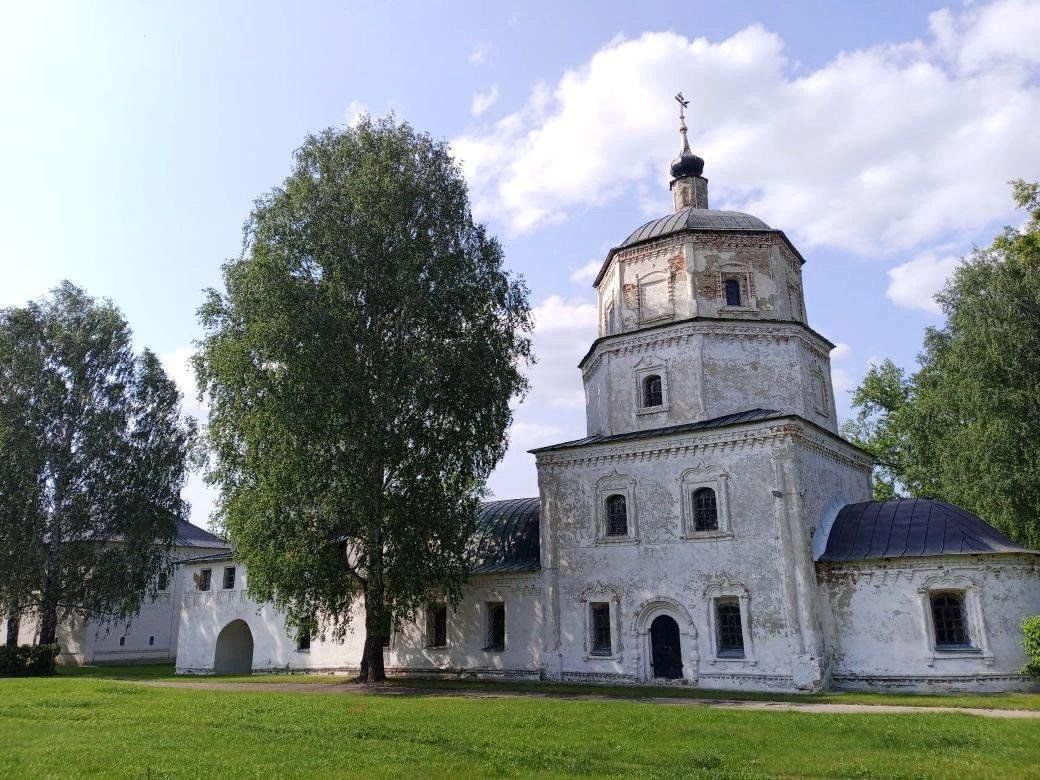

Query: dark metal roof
530;408;785;454
819;499;1035;562
620;207;771;249
175;520;230;549
471;497;541;574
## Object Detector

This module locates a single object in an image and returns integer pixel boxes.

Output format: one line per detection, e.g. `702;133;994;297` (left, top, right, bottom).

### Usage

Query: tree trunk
38;568;59;646
358;531;387;683
5;606;19;646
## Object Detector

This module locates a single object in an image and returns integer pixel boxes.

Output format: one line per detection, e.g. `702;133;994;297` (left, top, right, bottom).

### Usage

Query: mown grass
2;675;1039;778
59;663;1040;711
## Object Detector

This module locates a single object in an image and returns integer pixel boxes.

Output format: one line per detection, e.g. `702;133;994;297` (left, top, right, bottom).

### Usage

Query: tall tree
0;283;195;645
195;117;533;681
844;180;1040;546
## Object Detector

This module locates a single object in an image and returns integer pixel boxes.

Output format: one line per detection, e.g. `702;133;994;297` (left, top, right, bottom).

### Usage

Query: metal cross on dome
675;92;690;150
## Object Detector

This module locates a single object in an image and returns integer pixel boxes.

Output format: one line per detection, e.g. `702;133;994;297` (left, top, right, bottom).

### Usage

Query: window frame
718;271;755;312
704;579;755;665
222;566;236;590
633;358;670;416
589;602;613;657
296;631;311;653
156;569;170;592
197;568;212;592
595;473;638;544
484;601;506;652
714;598;745;658
642;374;663;408
605;493;629;537
680;470;732;539
426;603;449;649
692;487;719;532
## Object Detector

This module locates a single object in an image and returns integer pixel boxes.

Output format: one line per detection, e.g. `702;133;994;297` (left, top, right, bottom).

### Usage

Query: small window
931;593;969;648
715;598;745;657
605;494;628;537
724;278;742;307
642;375;663;408
296;631;311;652
485;602;505;651
222;566;236;590
590;602;612;656
119;636;126;647
693;487;719;532
197;569;212;592
427;604;448;648
148;635;155;646
157;570;169;591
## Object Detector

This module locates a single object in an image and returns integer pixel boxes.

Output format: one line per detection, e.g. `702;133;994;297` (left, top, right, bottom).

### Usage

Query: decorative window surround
810;365;830;418
595;472;639;544
633;356;670;416
703;578;756;666
679;468;733;540
579;585;623;661
917;574;993;667
637;271;673;324
718;269;756;314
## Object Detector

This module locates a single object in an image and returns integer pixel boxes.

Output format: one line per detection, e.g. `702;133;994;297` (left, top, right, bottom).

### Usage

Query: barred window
606;494;628;536
715;598;745;657
427;604;448;648
590;603;612;656
724;278;742;307
197;569;212;592
931;593;969;647
693;487;718;531
222;566;236;590
642;375;663;408
486;602;505;651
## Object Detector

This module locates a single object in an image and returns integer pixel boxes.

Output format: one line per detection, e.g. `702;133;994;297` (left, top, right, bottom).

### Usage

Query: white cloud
832;366;856;396
471;85;500;116
525;295;598;410
569;259;602;285
469;42;492;65
830;342;852;361
345;100;368;128
453;1;1040;252
886;253;960;313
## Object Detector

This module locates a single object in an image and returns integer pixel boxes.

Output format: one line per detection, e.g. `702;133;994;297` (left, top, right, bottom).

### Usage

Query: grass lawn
2;674;1040;778
58;663;1040;711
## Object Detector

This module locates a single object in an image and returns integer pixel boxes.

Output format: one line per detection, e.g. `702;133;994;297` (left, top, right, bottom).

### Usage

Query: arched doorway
650;615;682;679
214;620;253;675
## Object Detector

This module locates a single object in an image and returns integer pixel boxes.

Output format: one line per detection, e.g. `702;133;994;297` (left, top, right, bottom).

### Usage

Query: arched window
724;278;742;307
642;374;663;408
606;494;628;536
692;487;718;531
931;593;969;647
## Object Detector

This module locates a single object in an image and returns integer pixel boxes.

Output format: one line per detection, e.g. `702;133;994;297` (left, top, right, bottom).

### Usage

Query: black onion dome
670;147;704;179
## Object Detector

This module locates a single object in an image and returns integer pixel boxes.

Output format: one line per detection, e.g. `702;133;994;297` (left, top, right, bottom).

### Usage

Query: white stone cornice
581;319;833;380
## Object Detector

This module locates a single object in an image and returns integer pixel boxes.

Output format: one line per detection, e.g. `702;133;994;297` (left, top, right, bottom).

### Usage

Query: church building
173;103;1040;692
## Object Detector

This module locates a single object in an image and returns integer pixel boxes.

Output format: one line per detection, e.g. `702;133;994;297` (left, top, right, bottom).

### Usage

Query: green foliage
845;181;1040;546
0;644;59;677
1022;616;1040;678
194;116;533;676
0;283;196;643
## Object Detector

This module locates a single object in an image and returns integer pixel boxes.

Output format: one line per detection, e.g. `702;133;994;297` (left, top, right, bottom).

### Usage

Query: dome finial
676;91;691;154
670;91;704;180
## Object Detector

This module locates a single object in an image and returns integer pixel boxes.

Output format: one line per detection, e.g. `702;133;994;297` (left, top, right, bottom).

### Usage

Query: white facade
171;144;1040;693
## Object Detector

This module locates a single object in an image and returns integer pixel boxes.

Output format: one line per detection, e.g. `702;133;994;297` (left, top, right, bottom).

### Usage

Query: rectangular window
485;602;505;651
931;593;970;648
590;602;612;656
427;604;448;648
157;570;169;591
197;569;212;592
715;598;745;657
148;635;155;646
296;631;311;652
222;566;236;590
119;636;125;647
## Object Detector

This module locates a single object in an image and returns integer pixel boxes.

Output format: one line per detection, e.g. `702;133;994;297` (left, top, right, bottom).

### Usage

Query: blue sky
3;1;1039;528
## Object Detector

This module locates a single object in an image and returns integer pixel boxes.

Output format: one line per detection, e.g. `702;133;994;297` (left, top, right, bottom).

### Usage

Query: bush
1023;616;1040;678
0;643;60;677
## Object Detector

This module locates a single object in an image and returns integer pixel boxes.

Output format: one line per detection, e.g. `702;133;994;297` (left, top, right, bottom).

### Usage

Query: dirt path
128;679;1040;719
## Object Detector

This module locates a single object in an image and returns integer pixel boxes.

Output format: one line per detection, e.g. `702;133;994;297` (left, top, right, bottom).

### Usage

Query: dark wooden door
650;615;682;679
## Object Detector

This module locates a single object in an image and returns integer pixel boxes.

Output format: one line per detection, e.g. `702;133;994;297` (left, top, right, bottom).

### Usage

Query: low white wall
819;554;1040;692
